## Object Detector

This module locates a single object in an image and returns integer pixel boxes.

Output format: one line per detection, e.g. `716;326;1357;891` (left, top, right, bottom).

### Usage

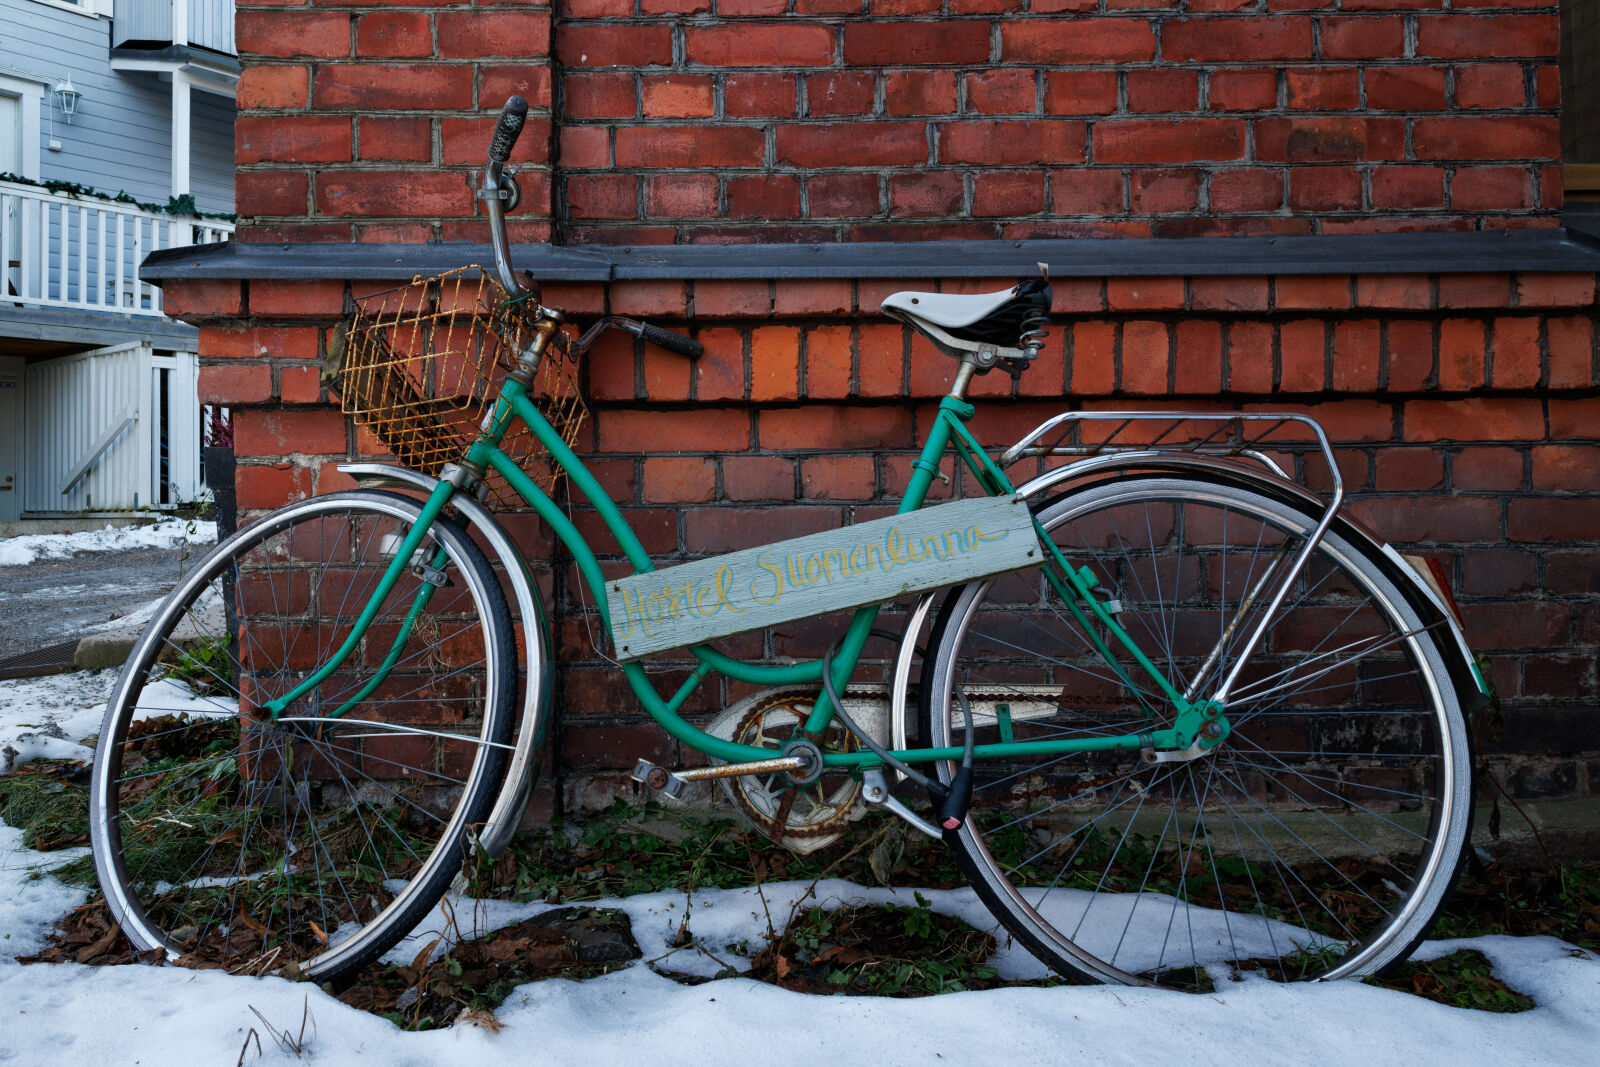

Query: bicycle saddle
880;279;1051;361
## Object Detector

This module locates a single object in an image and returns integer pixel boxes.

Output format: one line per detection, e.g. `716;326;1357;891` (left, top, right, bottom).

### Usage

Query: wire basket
337;266;587;509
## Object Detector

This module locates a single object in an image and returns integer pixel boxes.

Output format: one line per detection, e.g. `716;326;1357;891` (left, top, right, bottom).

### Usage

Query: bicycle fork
262;479;462;722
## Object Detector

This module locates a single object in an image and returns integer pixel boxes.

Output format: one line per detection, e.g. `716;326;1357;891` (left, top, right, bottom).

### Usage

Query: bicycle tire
89;490;516;982
922;475;1472;989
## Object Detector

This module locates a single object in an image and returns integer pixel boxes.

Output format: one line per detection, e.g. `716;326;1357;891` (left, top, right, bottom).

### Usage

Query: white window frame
0;70;46;180
24;0;106;18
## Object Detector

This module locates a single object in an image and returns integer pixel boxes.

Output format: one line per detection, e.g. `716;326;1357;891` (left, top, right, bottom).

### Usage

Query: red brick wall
175;270;1600;811
234;0;558;243
198;3;1597;816
231;2;1564;242
555;4;1563;241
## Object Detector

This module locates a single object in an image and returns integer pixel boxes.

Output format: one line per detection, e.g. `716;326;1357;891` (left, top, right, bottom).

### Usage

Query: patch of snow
3;669;1599;1063
77;596;165;636
0;671;116;775
0;519;217;567
2;792;1598;1062
0;826;89;960
1;870;1598;1066
380;877;1317;983
0;671;236;776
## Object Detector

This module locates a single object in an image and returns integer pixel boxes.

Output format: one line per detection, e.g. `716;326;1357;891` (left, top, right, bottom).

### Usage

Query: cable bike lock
818;646;976;830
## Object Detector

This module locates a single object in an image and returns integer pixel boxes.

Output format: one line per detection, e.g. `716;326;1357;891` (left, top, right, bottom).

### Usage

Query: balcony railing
112;0;237;57
1;180;232;319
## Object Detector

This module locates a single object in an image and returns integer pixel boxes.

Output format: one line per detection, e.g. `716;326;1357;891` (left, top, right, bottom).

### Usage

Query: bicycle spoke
93;494;513;982
931;477;1468;989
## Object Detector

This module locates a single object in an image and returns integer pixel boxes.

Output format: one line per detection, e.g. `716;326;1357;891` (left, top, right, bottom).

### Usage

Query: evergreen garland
0;171;237;223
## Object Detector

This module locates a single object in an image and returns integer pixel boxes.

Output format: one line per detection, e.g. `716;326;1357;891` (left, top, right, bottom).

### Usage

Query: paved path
0;547;204;660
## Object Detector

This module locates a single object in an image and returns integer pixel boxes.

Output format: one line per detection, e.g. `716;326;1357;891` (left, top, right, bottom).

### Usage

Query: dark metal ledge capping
142;227;1600;286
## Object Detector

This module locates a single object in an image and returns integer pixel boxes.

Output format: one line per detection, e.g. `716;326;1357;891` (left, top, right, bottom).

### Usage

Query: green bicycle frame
265;369;1220;769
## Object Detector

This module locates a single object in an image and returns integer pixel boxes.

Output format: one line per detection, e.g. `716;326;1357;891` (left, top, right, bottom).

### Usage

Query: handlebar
480;96;703;361
487;95;528;167
635;321;705;360
483;96;530;297
572;317;705;361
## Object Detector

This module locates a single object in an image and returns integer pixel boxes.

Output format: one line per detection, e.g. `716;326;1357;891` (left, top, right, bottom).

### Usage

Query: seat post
947;357;980;400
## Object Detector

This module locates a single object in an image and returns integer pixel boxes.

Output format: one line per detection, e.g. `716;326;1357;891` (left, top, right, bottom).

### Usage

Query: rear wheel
924;476;1472;988
89;490;515;982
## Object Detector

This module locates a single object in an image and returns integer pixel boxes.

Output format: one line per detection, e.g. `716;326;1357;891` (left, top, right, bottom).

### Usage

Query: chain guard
704;686;890;855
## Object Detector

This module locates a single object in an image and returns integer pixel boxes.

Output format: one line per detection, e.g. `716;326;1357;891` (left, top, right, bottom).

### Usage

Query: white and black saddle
880;278;1052;365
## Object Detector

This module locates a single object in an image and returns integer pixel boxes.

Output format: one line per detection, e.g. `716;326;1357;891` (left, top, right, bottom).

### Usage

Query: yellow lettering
751;553;784;605
713;565;747;615
615;587;653;637
886;527;925;566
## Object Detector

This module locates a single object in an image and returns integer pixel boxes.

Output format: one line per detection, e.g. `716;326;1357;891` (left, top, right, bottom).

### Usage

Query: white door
0;76;43;302
0;356;22;523
24;343;152;514
0;93;17;173
150;351;202;506
1;92;20;299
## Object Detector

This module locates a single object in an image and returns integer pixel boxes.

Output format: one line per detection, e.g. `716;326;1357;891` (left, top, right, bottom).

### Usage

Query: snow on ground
0;519;217;567
0;827;89;961
2;670;1598;1064
0;671;117;775
0;671;237;775
376;877;1318;983
0;855;1598;1067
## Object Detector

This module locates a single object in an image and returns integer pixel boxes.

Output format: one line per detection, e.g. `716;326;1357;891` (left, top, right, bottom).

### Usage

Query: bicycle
89;97;1486;991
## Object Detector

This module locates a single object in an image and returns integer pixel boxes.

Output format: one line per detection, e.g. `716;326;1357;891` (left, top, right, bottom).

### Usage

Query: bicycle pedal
631;759;687;801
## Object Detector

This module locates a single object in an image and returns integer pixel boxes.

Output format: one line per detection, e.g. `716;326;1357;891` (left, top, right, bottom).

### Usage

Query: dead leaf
455;1008;503;1033
410;936;443;974
75;925;119;964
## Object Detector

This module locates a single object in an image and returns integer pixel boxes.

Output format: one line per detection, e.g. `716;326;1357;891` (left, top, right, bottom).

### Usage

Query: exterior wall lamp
53;77;81;123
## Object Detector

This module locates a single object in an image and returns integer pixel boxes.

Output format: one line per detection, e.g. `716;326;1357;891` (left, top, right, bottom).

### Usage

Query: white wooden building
1;0;235;524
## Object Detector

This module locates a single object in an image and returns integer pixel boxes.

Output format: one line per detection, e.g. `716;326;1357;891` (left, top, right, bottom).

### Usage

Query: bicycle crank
696;687;891;854
630;753;813;801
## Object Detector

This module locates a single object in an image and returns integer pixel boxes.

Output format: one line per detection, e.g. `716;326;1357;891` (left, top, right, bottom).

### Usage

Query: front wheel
89;490;516;982
923;476;1472;989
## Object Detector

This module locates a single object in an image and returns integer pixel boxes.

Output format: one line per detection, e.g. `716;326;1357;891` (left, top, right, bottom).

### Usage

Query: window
27;0;94;13
1562;0;1600;199
24;0;111;19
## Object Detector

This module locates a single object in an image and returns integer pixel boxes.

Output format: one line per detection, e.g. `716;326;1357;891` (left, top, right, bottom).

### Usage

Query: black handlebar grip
638;322;705;359
487;96;529;165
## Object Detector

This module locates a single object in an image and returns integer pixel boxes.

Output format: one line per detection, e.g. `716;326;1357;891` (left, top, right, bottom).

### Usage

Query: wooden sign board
606;494;1042;661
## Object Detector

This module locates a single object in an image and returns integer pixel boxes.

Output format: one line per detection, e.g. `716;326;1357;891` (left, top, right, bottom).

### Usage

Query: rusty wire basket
336;266;587;509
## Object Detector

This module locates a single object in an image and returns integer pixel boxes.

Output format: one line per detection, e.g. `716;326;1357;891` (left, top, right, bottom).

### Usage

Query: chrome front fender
338;463;554;856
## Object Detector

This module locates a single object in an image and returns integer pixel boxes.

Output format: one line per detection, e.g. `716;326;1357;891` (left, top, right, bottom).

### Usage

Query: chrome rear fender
1010;453;1487;708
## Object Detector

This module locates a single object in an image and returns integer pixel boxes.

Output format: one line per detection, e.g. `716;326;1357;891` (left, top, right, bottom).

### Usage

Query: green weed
475;799;964;906
1366;949;1534;1013
752;899;1007;997
157;634;234;697
0;760;91;855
